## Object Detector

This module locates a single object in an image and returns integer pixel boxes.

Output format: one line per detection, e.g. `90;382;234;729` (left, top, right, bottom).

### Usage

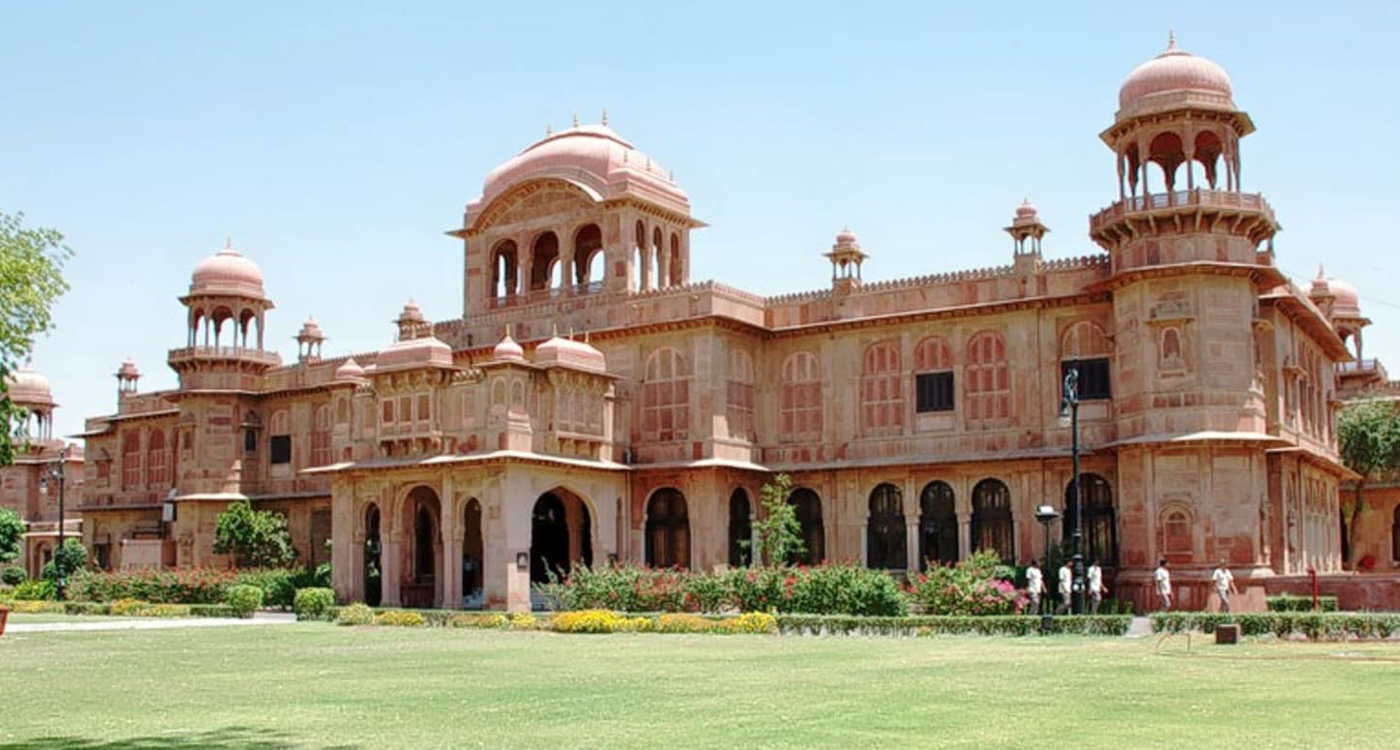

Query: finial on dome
601;108;608;126
546;124;553;136
506;323;513;337
551;322;558;337
224;236;233;252
1317;263;1325;280
1167;28;1177;52
572;113;579;128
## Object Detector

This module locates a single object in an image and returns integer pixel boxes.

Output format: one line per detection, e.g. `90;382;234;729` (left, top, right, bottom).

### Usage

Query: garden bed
1151;611;1400;640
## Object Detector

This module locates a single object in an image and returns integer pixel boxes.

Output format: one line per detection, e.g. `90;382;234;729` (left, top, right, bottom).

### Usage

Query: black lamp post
1034;503;1059;633
1059;367;1085;615
39;445;71;601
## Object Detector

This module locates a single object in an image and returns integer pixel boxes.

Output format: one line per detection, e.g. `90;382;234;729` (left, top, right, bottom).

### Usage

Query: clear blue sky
4;1;1399;438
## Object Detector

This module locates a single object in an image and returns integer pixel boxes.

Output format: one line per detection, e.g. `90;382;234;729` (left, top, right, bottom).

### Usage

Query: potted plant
0;602;9;638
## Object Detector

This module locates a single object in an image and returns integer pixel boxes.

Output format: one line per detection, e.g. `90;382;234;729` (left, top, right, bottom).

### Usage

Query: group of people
1023;557;1240;614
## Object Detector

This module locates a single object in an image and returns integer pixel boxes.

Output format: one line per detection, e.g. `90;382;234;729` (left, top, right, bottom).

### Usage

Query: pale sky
3;1;1398;438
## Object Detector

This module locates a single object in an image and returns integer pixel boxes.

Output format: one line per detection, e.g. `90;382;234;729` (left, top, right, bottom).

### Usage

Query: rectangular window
1062;358;1111;400
244;429;257;454
269;435;292;465
915;372;954;413
382;400;394;424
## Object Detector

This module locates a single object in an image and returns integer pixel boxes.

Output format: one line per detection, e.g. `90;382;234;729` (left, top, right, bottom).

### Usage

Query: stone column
381;531;403;607
439;482;458;610
657;240;670;289
905;520;919;572
959;515;972;563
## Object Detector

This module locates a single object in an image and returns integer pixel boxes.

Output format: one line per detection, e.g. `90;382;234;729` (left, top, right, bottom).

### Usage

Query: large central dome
1118;34;1234;118
466;122;690;227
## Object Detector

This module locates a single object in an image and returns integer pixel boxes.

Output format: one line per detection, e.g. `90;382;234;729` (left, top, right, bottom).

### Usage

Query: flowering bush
70;567;326;608
448;613;508;629
293;588;336;621
336;602;374;626
373;610;426;627
908;551;1026;616
510;613;540;630
551;609;648;633
657;613;716;633
716;612;778;634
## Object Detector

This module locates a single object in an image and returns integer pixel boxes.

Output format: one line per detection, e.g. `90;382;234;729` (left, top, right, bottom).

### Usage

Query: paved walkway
1125;616;1154;637
6;611;296;634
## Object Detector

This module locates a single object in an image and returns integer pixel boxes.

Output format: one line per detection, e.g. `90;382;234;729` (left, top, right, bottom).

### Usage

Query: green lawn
1;624;1397;749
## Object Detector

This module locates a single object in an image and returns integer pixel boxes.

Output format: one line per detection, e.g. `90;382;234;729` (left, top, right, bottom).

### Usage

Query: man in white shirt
1212;559;1239;613
1087;559;1106;614
1055;561;1073;614
1025;559;1044;615
1155;558;1172;611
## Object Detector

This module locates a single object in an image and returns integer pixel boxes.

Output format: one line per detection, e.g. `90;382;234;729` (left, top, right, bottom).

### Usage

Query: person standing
1155;558;1172;611
1055;560;1073;614
1212;559;1239;613
1087;559;1106;614
1025;559;1044;614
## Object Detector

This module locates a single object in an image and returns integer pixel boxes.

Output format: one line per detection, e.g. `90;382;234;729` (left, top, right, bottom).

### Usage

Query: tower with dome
65;39;1380;612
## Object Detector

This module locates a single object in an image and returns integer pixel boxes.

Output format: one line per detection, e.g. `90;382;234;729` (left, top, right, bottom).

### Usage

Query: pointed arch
866;483;907;569
645;488;689;568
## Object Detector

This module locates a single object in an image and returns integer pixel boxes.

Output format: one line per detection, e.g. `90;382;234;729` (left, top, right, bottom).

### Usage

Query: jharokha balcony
166;346;282;367
1089;189;1278;250
1090;189;1275;232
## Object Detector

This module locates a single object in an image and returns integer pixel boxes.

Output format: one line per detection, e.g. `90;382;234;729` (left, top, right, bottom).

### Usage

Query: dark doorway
531;493;569;584
462;498;483;606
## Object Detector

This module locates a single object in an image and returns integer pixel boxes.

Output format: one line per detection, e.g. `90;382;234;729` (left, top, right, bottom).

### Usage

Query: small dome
1311;270;1362;319
834;227;858;246
190;241;265;298
399;300;424;323
375;336;453;370
6;366;54;408
536;335;606;373
115;358;140;380
1118;34;1234;116
334;357;366;381
1015;199;1038;219
493;331;525;362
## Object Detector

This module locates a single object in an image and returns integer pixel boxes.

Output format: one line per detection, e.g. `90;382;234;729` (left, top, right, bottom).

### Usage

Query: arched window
1061;322;1111;400
641;348;690;442
1392;505;1400;563
646;488;690;568
1064;473;1117;565
971;478;1013;562
491;240;518;299
669;233;683;286
1160;507;1193;562
914;336;954;413
866;483;907;569
860;340;903;435
966;332;1009;425
781;351;822;440
530;231;561;291
121;431;141;490
463;498;484;600
269;410;291;465
310;405;331;467
145;429;167;486
919;481;958;569
652;227;665;287
726;349;755;440
363;504;382;606
728;489;752;567
573;224;603;290
1160;328;1183;369
787;488;825;565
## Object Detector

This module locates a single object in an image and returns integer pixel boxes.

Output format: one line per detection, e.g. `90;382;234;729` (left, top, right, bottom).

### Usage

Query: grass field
1;622;1397;749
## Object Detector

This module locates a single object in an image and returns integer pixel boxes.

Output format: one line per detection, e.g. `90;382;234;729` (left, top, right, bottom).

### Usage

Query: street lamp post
39;445;71;601
1034;504;1059;633
1059;368;1085;615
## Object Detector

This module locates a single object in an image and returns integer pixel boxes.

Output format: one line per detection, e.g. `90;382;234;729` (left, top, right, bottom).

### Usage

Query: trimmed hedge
68;566;330;609
225;585;264;618
1151;612;1400;640
0;599;241;618
1265;594;1340;613
776;614;1132;637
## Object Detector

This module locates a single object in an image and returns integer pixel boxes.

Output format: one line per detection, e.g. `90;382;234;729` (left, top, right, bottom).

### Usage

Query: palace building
64;38;1371;612
1;367;84;578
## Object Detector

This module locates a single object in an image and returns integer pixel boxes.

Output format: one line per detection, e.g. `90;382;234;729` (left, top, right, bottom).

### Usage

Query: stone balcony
167;346;282;368
1090;189;1275;235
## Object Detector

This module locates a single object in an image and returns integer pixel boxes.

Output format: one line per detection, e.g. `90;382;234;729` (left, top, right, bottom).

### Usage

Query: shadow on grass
0;726;359;749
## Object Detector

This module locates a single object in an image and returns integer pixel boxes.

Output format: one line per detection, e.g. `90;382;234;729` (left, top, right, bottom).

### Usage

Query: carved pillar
382;531;403;607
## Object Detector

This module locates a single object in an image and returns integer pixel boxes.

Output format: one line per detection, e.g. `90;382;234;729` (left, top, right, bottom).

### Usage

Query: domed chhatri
298;316;325;341
835;227;859;246
6;366;54;408
493;329;525;362
468;122;690;222
1311;267;1362;320
1015;199;1038;219
1118;32;1234;117
190;239;266;298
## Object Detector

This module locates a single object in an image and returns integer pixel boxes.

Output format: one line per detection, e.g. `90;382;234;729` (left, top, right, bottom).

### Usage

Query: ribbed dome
1311;271;1362;319
493;331;525;362
191;242;265;298
334;358;366;381
1118;35;1234;116
535;335;606;373
6;366;54;407
467;123;690;225
375;336;453;370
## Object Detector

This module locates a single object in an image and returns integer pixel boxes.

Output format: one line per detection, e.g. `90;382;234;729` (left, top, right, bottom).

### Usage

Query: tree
0;209;72;467
213;500;298;568
750;473;805;567
0;506;22;563
1337;400;1400;567
41;538;86;581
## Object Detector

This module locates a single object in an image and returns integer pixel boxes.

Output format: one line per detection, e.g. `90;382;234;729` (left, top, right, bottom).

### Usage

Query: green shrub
2;564;25;586
224;584;264;618
776;614;1131;637
509;613;539;630
10;578;54;601
657;613;716;633
293;588;336;621
908;550;1026;616
336;602;374;626
448;612;508;629
1266;594;1340;613
213;499;297;568
40;539;87;582
3;599;65;614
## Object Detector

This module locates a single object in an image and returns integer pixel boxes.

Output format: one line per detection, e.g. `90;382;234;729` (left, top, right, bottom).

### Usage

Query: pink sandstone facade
1;368;84;577
50;38;1379;613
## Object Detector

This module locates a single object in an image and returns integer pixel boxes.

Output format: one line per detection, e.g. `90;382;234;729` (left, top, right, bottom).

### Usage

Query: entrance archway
363;503;382;606
401;486;442;608
462;498;484;607
645;488;690;568
530;489;593;584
